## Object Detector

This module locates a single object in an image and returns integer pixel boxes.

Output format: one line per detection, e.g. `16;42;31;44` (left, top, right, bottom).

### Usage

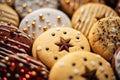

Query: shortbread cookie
0;53;49;80
49;51;115;80
14;0;59;18
0;4;19;27
32;27;90;68
19;8;71;41
0;0;14;6
60;0;105;16
89;17;120;61
112;47;120;79
72;3;118;37
115;0;120;16
0;24;32;55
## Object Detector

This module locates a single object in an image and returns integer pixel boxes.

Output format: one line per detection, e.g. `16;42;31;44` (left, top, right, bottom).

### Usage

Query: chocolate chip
51;33;55;36
99;62;102;66
105;74;108;78
72;62;76;66
76;36;80;40
63;32;67;34
54;56;58;60
69;75;73;79
81;46;84;49
45;48;49;51
83;58;87;61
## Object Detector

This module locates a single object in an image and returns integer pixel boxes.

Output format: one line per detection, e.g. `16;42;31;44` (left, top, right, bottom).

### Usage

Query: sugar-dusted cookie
72;3;118;37
0;53;49;80
0;0;14;6
0;24;32;55
32;27;90;68
112;47;120;79
89;17;120;61
0;4;19;27
60;0;105;16
19;8;71;41
49;51;115;80
14;0;59;18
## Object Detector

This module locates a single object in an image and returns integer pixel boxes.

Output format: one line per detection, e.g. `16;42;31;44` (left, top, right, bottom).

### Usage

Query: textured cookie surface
14;0;59;18
32;27;90;68
0;4;19;27
0;53;49;80
49;51;115;80
89;17;120;61
72;3;118;37
112;47;120;79
19;8;71;41
60;0;105;16
0;24;32;55
0;0;14;6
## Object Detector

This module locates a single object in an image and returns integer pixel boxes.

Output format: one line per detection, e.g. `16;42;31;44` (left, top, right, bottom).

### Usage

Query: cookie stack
0;0;120;80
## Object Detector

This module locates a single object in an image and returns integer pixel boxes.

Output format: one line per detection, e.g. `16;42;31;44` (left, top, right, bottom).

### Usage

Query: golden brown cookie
60;0;105;16
0;4;19;27
72;3;118;37
32;27;90;68
89;17;120;61
0;0;15;6
49;51;115;80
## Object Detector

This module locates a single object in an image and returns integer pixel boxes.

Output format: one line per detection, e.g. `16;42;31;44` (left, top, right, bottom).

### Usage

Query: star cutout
81;66;98;80
55;37;73;52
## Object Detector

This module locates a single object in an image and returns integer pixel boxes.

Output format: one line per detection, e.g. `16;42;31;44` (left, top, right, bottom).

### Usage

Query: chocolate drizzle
55;37;73;52
81;66;98;80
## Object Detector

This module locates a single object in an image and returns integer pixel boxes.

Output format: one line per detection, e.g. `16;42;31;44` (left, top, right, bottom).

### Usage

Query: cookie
14;0;59;18
32;27;90;68
112;47;120;79
0;24;32;55
19;8;71;41
72;3;118;37
0;4;19;27
0;53;49;80
0;0;14;6
88;17;120;61
115;0;120;16
49;51;115;80
60;0;105;16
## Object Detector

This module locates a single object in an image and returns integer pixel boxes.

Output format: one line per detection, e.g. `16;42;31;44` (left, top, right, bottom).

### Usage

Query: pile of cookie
0;0;120;80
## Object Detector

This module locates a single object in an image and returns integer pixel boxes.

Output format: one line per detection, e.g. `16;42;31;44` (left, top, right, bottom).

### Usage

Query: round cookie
0;4;19;27
72;3;118;37
115;0;120;16
14;0;59;18
19;8;71;41
0;0;15;6
49;51;115;80
0;24;32;55
32;27;90;68
60;0;105;16
0;53;49;80
112;47;120;79
89;17;120;61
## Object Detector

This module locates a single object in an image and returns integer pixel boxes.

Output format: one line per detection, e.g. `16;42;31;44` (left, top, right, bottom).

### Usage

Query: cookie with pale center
49;51;115;80
32;27;90;68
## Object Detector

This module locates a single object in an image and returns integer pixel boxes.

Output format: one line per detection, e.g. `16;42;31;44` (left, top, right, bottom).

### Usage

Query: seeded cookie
0;4;19;27
19;8;71;41
0;24;32;55
60;0;105;16
14;0;59;18
0;0;14;6
49;51;115;80
72;3;118;37
32;27;90;68
89;17;120;61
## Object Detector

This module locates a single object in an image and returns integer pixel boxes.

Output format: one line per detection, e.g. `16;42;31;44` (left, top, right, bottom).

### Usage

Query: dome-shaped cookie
19;8;71;41
0;4;19;27
0;53;49;80
32;27;90;68
14;0;59;18
89;17;120;61
49;51;115;80
72;3;118;37
0;24;32;55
